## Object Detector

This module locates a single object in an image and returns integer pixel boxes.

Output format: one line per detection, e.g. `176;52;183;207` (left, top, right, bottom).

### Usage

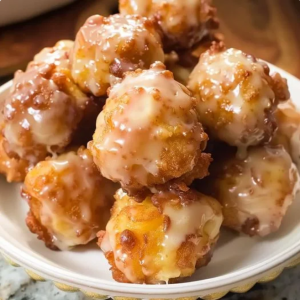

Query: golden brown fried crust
203;43;289;105
159;0;219;51
26;210;59;251
106;251;131;283
98;187;223;284
195;245;214;269
119;0;219;51
177;240;198;270
97;231;132;283
91;62;209;196
127;152;212;200
0;135;29;182
271;72;290;103
3;65;82;164
178;152;212;186
100;238;209;284
23;147;117;250
152;183;200;211
72;14;164;96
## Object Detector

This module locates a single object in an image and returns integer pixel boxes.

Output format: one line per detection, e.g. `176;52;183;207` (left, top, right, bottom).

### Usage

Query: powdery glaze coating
187;46;290;152
272;100;300;170
71;14;164;97
98;186;223;283
22;147;117;250
207;145;299;237
89;62;209;194
119;0;218;51
27;40;74;70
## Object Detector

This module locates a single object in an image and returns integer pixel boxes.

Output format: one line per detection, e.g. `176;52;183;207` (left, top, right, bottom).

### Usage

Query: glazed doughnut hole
89;62;210;194
1;41;101;181
204;145;299;237
119;0;219;51
0;133;29;182
22;147;117;250
98;185;223;283
71;14;164;96
187;45;290;152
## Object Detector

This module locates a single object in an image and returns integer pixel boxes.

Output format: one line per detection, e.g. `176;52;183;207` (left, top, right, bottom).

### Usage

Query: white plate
0;64;300;300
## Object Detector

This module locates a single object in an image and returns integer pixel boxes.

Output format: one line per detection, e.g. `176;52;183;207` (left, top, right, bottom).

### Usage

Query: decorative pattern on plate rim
1;251;300;300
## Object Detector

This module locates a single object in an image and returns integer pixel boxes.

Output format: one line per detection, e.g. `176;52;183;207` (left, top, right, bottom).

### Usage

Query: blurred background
0;0;300;83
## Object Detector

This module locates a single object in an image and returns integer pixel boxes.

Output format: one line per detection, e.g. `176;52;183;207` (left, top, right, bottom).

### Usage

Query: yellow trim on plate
230;281;256;293
25;269;45;281
1;251;299;300
81;291;108;299
53;282;80;292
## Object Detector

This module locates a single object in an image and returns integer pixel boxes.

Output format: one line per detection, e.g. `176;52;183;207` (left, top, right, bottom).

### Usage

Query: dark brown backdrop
0;0;300;79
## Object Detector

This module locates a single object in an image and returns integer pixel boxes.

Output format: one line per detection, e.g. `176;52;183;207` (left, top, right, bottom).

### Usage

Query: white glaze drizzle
188;48;275;148
91;62;204;188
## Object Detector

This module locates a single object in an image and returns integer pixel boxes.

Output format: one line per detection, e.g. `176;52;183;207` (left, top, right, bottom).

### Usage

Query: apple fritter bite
119;0;219;51
1;42;101;182
98;185;223;283
89;62;210;195
272;100;300;170
187;44;290;154
71;14;164;97
203;145;299;237
22;147;117;250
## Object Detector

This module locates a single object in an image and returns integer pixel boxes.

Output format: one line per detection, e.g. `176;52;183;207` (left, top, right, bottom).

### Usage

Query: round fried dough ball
207;145;299;237
71;14;164;97
119;0;219;51
272;100;300;170
187;45;290;152
98;185;223;283
22;147;117;250
2;42;101;175
28;40;103;145
89;62;209;194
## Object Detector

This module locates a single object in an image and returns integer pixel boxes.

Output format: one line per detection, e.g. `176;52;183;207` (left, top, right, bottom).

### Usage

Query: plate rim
1;250;300;300
0;63;300;297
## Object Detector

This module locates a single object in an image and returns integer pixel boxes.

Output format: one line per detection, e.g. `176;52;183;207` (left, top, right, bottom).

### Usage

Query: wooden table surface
0;0;300;79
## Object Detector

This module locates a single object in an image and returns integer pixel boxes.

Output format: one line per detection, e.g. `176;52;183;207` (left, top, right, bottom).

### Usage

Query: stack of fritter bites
1;0;299;285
